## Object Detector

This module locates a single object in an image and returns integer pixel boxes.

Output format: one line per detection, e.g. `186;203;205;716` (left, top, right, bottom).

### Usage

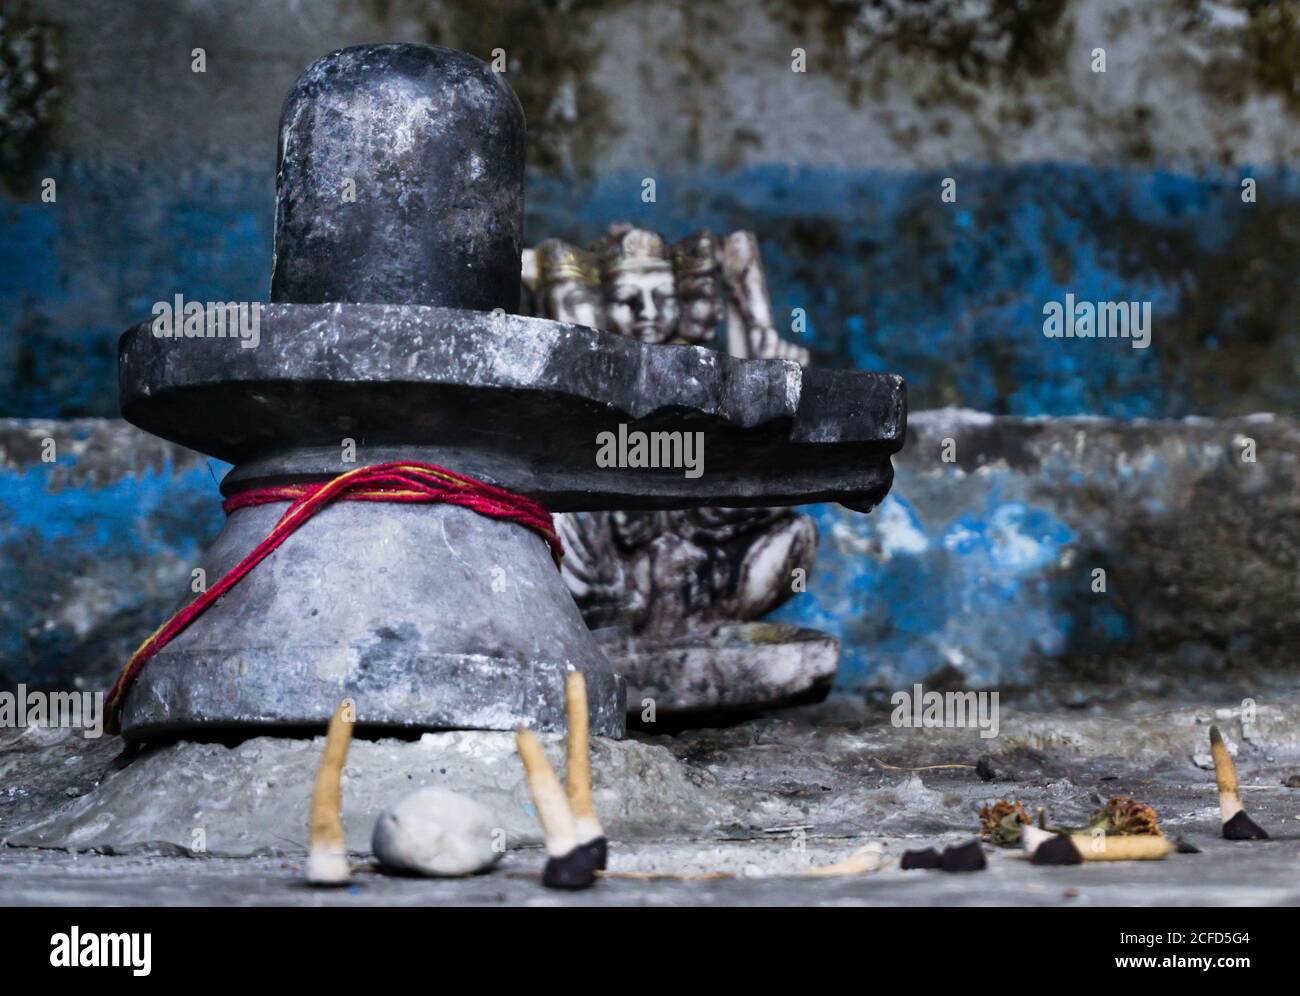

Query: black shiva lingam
113;44;906;742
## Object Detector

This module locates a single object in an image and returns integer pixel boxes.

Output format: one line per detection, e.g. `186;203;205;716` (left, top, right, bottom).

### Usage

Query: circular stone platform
598;622;839;715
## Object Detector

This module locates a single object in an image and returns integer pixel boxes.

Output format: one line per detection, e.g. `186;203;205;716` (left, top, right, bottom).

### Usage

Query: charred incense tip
1209;724;1244;823
306;698;355;886
516;728;580;859
939;839;987;872
899;847;942;871
1031;834;1084;866
898;841;985;872
576;836;609;871
1221;810;1270;841
1019;824;1056;858
542;845;600;890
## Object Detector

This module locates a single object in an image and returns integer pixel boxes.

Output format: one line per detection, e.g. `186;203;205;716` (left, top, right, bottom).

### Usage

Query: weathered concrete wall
2;2;1296;693
12;0;1298;173
0;420;223;691
4;413;1297;694
2;0;1298;418
772;409;1300;689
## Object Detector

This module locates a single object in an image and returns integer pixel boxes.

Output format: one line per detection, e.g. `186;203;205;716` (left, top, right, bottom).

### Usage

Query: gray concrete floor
4;690;1300;906
4;814;1299;906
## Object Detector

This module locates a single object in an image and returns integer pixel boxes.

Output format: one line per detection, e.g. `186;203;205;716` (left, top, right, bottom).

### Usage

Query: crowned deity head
534;238;605;330
595;225;680;345
671;230;722;346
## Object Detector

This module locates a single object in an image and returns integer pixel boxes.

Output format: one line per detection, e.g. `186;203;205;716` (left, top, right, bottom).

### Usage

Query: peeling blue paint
4;163;1298;419
0;458;222;554
0;448;226;680
770;487;1082;687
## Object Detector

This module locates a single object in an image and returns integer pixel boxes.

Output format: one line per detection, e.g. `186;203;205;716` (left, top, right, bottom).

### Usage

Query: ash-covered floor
4;688;1300;906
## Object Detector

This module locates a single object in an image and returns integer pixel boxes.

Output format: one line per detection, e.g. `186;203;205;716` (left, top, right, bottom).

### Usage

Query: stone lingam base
117;303;904;741
111;42;905;742
118;501;627;742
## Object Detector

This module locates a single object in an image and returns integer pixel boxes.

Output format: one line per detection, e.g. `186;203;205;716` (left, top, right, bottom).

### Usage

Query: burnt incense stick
1209;725;1269;840
1068;832;1174;861
565;671;607;870
306;698;355;886
516;728;598;889
1023;824;1171;863
1210;725;1243;822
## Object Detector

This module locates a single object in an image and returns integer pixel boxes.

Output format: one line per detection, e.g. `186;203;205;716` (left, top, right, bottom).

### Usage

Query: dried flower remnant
516;728;599;890
1087;796;1160;837
979;799;1031;846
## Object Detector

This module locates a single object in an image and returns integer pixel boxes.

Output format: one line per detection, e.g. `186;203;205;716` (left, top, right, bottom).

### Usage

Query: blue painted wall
4;164;1298;419
4;161;1299;693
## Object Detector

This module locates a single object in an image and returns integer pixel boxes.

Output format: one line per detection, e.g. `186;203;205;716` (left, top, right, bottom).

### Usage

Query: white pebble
372;787;503;877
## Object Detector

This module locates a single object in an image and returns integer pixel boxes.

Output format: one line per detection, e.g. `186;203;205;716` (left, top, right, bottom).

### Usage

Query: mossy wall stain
764;0;1072;105
349;0;634;176
1245;0;1300;107
1193;0;1300;113
0;5;65;195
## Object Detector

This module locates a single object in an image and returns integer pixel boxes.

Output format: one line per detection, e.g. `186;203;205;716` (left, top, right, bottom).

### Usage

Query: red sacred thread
105;461;562;733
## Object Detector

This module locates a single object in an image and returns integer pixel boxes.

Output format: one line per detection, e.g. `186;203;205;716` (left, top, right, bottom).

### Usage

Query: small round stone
372;787;504;877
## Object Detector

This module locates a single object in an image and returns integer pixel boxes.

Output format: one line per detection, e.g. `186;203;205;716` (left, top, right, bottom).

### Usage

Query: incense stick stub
306;698;355;886
517;729;578;857
1209;725;1243;823
565;670;608;869
1209;725;1269;840
1023;823;1173;863
516;727;598;890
